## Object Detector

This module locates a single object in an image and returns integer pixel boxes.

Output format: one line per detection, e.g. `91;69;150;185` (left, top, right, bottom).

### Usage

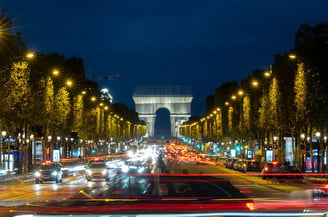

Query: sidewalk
0;172;34;183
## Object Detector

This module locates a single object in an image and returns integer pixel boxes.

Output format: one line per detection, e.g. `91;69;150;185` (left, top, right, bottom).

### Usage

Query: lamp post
1;131;6;169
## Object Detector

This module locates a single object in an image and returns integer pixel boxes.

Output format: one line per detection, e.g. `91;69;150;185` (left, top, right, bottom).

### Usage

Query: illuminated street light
289;54;297;59
104;106;109;110
252;80;259;87
231;95;237;100
66;80;73;87
225;102;229;106
26;52;35;59
264;71;271;77
213;111;217;114
217;107;220;111
52;69;59;76
315;132;321;138
82;90;87;95
48;136;52;141
300;134;305;139
91;96;97;101
238;90;244;96
57;136;60;141
99;103;104;107
1;131;6;137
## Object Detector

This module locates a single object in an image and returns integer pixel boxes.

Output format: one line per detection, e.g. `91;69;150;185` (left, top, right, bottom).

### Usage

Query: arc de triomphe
133;85;193;138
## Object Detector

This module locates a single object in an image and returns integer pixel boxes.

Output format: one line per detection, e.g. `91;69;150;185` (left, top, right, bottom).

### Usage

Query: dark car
35;161;63;184
261;161;282;179
246;160;261;172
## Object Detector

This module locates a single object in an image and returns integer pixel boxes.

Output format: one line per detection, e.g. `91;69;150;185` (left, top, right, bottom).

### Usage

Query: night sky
2;0;328;116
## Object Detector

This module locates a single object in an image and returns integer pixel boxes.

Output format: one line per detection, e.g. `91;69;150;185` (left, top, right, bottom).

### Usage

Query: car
237;159;248;172
85;162;110;181
261;161;282;179
246;159;261;172
121;160;148;175
35;161;63;184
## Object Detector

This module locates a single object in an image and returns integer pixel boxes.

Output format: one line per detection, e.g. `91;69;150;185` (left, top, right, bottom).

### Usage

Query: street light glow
66;80;73;87
264;71;271;77
91;96;96;101
238;90;244;96
225;102;229;106
231;95;237;100
26;52;35;59
289;54;297;59
52;69;59;76
252;81;259;87
99;103;104;106
104;106;109;110
82;90;87;95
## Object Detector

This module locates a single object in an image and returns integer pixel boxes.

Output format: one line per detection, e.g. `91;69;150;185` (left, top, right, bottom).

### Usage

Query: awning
255;149;262;156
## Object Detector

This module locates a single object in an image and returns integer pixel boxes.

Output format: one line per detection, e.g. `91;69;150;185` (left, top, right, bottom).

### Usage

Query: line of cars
225;158;261;173
34;153;155;184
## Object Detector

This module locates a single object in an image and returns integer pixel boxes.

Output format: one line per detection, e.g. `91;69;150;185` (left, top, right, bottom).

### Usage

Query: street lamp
238;90;244;96
252;80;259;87
91;96;96;101
264;71;271;77
66;80;73;87
82;90;87;95
26;52;35;59
289;54;297;59
52;69;60;76
231;95;237;100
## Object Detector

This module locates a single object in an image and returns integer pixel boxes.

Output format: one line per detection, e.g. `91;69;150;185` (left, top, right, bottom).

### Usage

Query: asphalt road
167;161;315;202
0;161;318;208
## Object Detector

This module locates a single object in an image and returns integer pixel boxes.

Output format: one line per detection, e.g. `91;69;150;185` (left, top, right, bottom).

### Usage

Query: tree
54;87;71;130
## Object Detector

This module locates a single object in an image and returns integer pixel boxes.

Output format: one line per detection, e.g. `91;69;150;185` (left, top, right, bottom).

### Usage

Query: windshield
89;164;106;168
1;1;328;217
40;165;56;170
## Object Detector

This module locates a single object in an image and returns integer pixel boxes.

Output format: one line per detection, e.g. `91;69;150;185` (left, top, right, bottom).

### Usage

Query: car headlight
35;172;41;177
122;166;129;173
51;171;58;176
138;167;145;173
102;169;107;175
86;169;92;175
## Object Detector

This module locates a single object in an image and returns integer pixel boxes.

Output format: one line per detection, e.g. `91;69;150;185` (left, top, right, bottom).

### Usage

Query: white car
85;162;109;181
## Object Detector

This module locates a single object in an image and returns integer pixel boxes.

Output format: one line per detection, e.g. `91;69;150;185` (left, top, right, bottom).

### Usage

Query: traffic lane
167;162;313;200
0;174;89;206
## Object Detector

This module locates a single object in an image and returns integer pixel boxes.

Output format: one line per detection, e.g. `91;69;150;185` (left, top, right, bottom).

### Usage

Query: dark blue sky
2;0;328;115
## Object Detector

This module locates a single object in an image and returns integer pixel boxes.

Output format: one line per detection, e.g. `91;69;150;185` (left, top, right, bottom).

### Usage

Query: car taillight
246;203;255;210
272;161;278;165
264;166;268;171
